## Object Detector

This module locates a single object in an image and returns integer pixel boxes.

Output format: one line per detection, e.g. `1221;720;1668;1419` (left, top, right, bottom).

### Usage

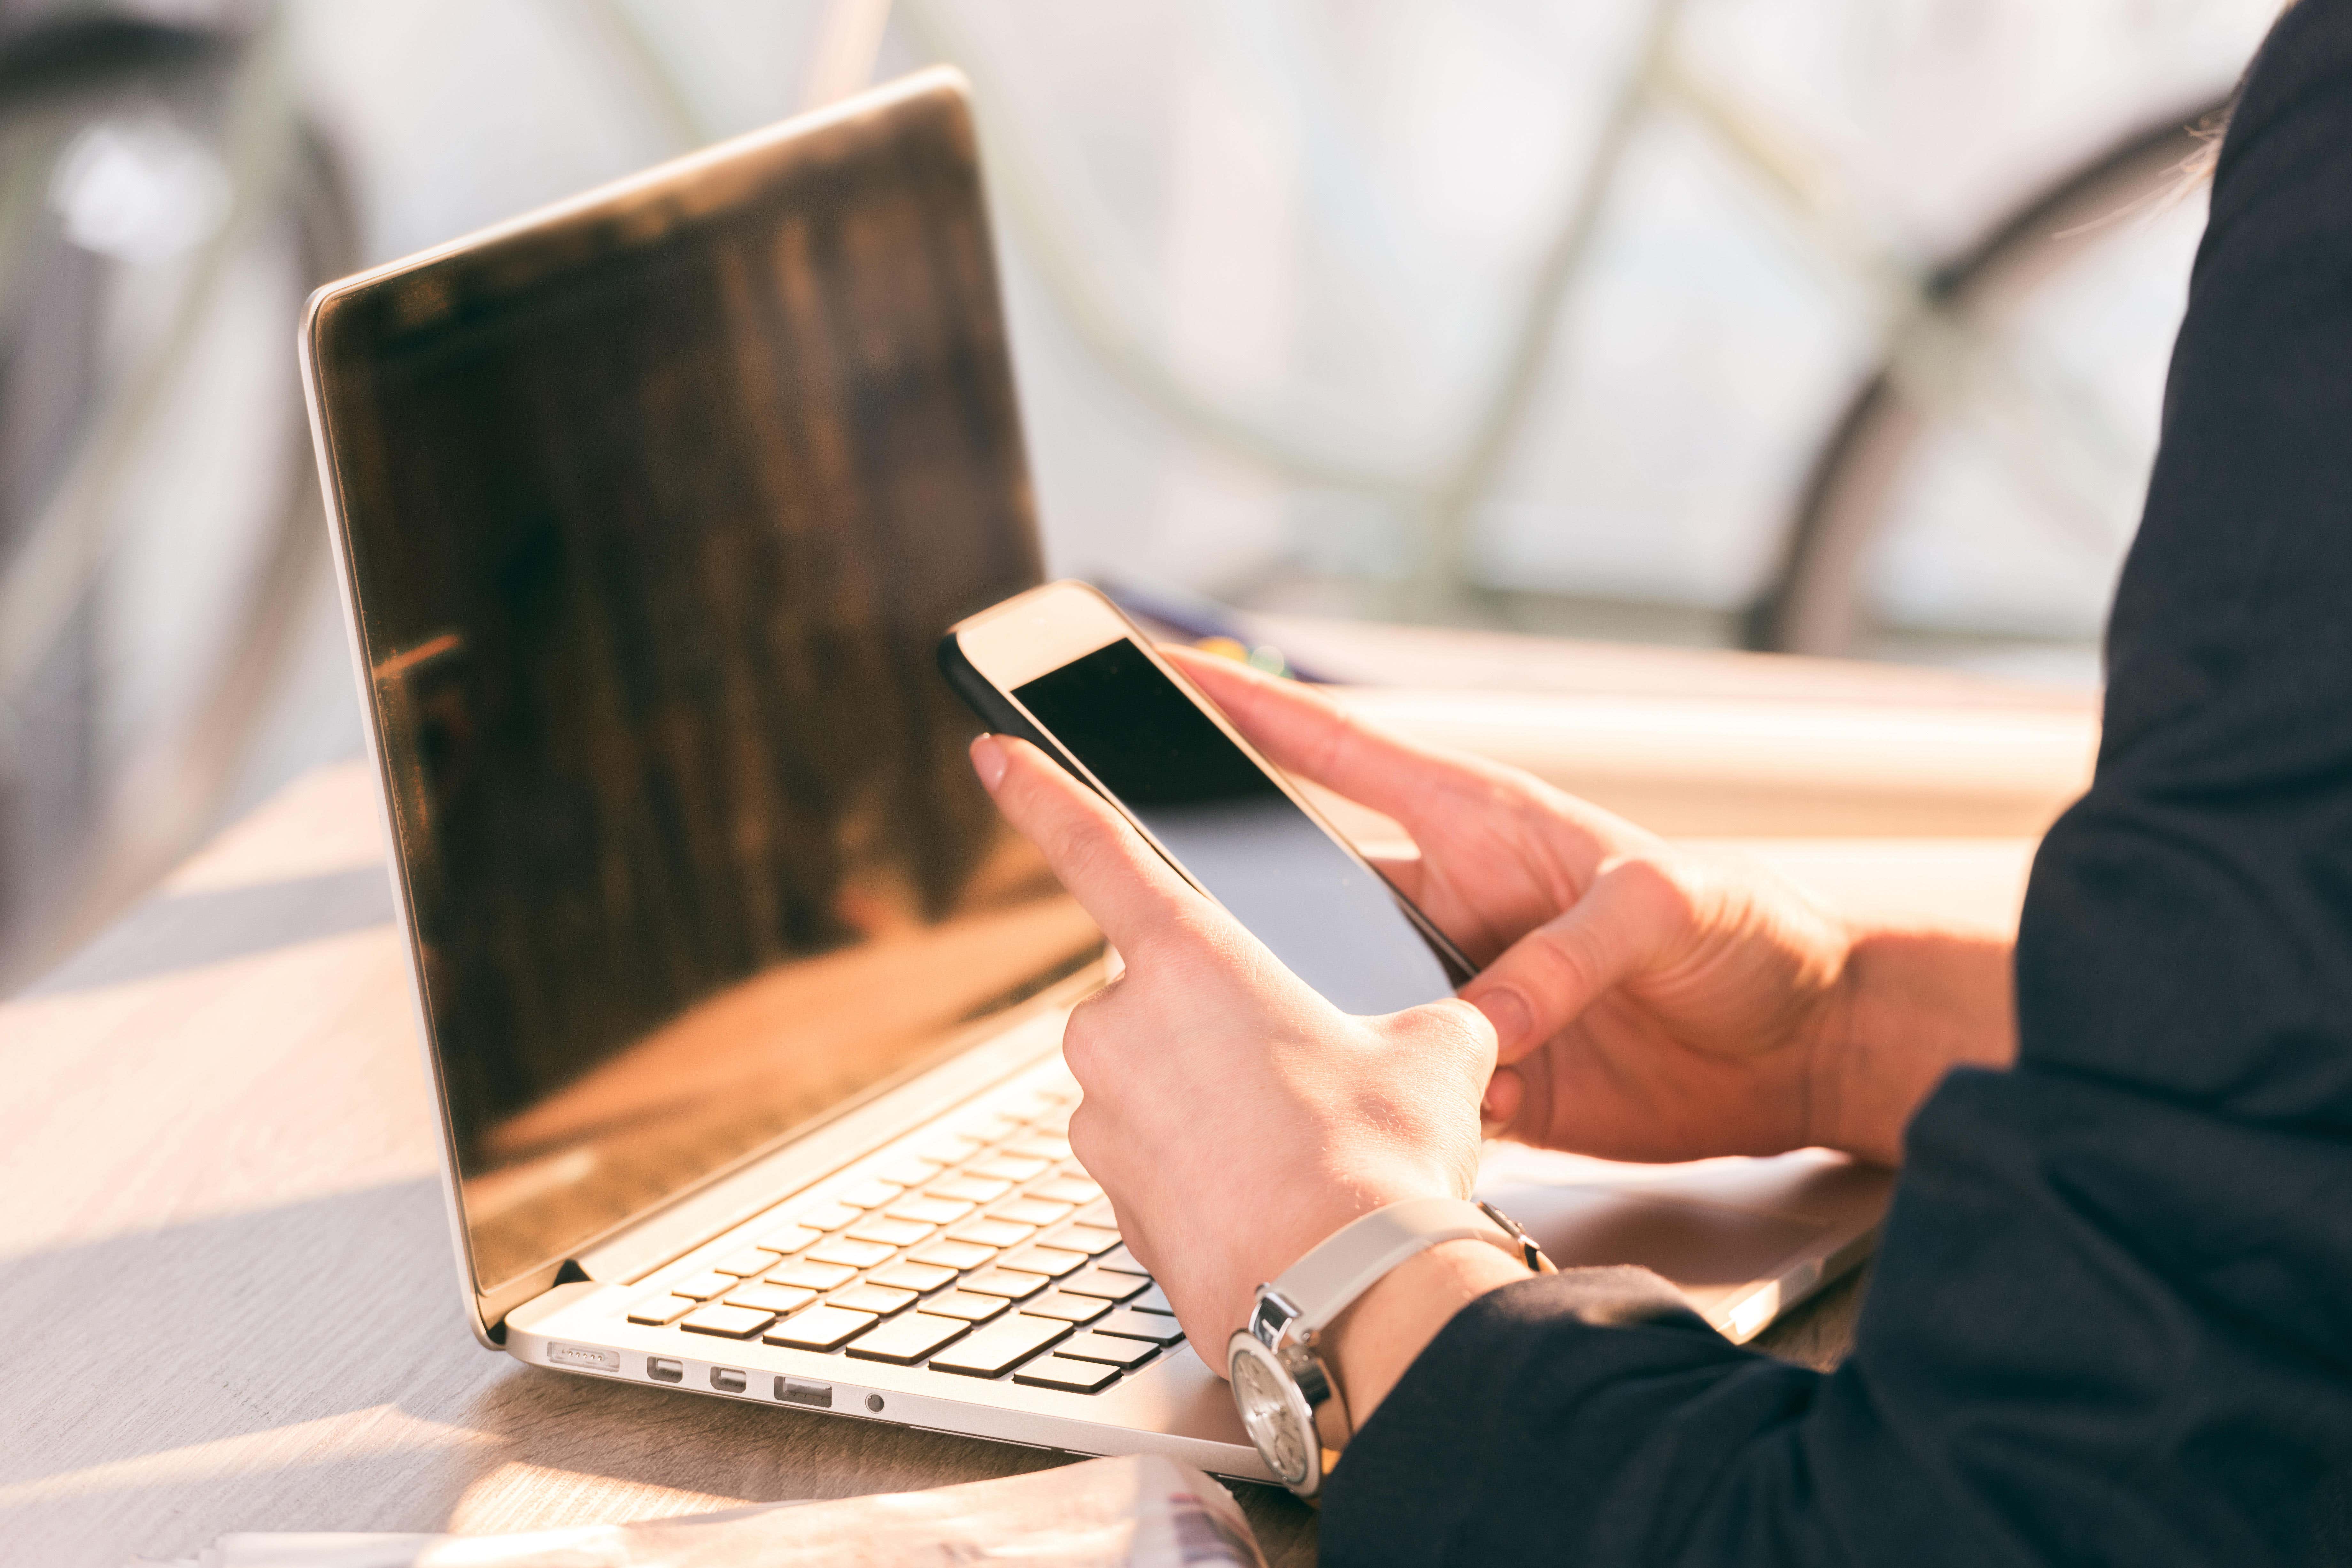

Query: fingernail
970;734;1008;791
1471;988;1530;1053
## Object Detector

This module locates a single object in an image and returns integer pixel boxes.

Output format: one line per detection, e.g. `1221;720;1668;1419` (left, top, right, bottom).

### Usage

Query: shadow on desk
0;1171;1319;1561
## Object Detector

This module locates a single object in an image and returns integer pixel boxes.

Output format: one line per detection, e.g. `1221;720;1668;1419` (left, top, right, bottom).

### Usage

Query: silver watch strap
1270;1196;1528;1338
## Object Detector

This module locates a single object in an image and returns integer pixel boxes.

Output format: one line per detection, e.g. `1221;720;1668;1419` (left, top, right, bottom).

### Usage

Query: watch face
1229;1335;1316;1492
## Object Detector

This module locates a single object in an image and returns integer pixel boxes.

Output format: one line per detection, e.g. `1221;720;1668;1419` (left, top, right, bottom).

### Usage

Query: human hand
1162;649;1872;1164
967;731;1495;1355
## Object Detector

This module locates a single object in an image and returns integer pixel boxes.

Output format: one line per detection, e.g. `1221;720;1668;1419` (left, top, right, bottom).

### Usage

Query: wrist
1316;1237;1529;1429
1814;925;2017;1165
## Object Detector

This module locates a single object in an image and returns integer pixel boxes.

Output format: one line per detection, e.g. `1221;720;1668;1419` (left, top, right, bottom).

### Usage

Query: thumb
971;733;1214;960
1459;859;1692;1062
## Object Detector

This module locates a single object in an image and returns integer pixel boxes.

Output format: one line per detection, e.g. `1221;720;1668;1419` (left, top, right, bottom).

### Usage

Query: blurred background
0;0;2278;989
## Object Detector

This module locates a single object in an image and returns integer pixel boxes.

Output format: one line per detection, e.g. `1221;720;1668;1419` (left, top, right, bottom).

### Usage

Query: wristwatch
1226;1197;1553;1498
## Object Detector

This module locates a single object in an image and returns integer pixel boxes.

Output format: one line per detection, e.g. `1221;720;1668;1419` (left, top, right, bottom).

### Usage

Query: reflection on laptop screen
309;82;1094;1294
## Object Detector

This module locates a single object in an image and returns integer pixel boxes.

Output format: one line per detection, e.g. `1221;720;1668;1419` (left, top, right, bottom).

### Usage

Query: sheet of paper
134;1454;1265;1568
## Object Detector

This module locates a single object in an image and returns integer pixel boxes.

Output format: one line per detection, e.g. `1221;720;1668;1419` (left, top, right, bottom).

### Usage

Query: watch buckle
1248;1285;1305;1352
1477;1199;1558;1274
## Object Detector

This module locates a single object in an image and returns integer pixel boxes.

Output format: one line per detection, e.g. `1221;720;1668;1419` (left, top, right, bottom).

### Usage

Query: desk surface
4;703;2040;1564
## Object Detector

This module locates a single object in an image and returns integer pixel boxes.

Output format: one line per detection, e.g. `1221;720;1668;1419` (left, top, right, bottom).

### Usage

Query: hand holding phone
941;581;1470;1015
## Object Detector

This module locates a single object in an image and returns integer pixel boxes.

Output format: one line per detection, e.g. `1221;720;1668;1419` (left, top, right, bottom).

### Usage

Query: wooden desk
2;673;2046;1564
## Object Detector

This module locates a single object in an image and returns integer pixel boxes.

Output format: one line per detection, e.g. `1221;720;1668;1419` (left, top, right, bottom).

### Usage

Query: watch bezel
1228;1329;1322;1494
1223;1198;1550;1498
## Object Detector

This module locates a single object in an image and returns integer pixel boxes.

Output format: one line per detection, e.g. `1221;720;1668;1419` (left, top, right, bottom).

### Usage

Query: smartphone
940;581;1472;1015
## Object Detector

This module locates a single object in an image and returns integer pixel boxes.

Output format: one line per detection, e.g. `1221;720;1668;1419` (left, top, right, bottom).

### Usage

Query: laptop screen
307;79;1094;1296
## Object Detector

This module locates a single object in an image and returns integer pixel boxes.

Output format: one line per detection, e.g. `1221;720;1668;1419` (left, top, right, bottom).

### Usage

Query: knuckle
1060;991;1118;1083
1065;1099;1111;1172
1522;920;1604;997
1607;854;1698;932
1043;811;1114;882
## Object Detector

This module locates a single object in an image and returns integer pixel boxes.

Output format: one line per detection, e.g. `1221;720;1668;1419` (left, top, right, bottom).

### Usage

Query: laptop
299;68;1888;1485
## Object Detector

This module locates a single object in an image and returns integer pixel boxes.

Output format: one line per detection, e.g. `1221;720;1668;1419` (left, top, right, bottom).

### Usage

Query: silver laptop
299;68;1887;1486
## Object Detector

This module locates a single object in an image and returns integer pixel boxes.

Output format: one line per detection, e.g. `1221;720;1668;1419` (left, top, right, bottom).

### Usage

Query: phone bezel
946;581;1475;988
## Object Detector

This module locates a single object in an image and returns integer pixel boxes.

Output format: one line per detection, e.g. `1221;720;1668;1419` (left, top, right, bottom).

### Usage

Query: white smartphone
940;580;1471;1015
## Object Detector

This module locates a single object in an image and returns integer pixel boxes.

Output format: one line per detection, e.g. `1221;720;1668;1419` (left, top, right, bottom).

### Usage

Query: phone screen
1013;638;1458;1015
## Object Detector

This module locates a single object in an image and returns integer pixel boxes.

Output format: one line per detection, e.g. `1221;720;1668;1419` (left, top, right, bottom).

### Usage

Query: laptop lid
301;70;1096;1335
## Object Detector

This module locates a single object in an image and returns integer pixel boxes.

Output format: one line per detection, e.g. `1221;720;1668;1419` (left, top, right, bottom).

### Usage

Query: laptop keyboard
621;1074;1182;1394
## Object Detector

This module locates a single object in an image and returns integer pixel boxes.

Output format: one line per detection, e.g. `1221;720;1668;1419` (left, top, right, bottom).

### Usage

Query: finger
1480;1063;1525;1133
1366;852;1423;902
1459;858;1692;1062
971;733;1214;958
1162;645;1503;837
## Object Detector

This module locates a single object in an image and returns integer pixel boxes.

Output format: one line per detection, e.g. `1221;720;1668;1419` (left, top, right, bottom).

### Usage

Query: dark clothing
1324;5;2352;1563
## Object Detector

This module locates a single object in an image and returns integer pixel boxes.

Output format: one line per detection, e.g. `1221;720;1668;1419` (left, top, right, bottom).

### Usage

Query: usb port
777;1376;833;1409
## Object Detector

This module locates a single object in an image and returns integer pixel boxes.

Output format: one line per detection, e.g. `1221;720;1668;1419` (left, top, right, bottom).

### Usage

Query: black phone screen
1013;638;1458;1015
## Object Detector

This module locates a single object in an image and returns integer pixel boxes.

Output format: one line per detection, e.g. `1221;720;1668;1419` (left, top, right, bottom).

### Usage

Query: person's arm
1811;924;2015;1166
975;12;2352;1546
1328;5;2352;1560
1317;920;2016;1432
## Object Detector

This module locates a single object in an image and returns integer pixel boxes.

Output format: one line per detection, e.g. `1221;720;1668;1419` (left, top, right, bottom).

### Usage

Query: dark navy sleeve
1323;5;2352;1563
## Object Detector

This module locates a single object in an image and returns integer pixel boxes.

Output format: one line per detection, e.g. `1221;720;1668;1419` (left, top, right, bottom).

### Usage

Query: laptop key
837;1179;904;1210
948;1218;1035;1249
990;1197;1073;1227
1002;1087;1070;1120
961;1113;1026;1141
680;1303;775;1339
1096;1244;1149;1277
999;1244;1087;1279
844;1311;971;1366
725;1282;817;1315
875;1155;944;1187
1060;1266;1148;1302
670;1271;739;1301
910;1239;996;1271
868;1259;957;1294
1056;1331;1159;1370
757;1223;822;1255
1095;1307;1186;1345
1006;1135;1073;1162
792;1202;862;1232
845;1217;933;1248
929;1174;1012;1204
763;1304;878;1351
1020;1290;1112;1325
627;1294;697;1326
1029;1176;1101;1206
928;1314;1072;1378
923;1290;1010;1323
920;1134;983;1165
888;1195;974;1226
712;1247;782;1277
969;1154;1051;1183
1129;1284;1175;1315
960;1267;1050;1300
1048;1224;1121;1257
829;1283;918;1317
768;1258;856;1291
1074;1199;1118;1229
1013;1355;1120;1394
808;1238;895;1269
